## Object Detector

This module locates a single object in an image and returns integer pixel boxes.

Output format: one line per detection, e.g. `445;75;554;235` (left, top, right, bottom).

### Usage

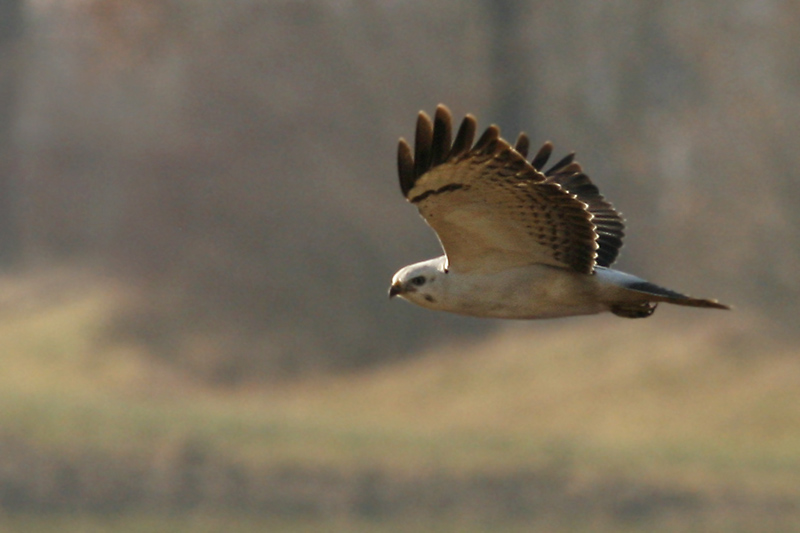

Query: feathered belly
442;264;607;319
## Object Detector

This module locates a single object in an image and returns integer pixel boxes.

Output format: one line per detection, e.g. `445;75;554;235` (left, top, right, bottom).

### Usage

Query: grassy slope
259;316;800;495
0;269;798;531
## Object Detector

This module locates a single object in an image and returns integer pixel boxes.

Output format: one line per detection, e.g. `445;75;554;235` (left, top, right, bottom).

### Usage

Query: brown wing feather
547;171;625;267
514;133;530;158
449;112;477;158
530;142;552;171
413;110;433;179
398;104;599;275
531;143;626;267
397;139;415;197
430;106;452;166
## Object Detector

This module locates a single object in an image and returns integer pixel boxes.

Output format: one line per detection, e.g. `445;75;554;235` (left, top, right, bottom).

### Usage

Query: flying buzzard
389;105;729;319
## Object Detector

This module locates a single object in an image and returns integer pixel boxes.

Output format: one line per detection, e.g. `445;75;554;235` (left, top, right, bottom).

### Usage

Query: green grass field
0;269;798;531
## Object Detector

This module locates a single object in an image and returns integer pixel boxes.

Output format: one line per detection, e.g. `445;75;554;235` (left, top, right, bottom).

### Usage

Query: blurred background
0;0;798;531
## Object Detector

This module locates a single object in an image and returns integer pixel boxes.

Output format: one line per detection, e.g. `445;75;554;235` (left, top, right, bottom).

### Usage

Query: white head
389;256;448;309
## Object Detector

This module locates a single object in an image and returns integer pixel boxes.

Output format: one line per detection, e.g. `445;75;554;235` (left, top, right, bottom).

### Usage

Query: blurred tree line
3;0;798;381
0;0;23;265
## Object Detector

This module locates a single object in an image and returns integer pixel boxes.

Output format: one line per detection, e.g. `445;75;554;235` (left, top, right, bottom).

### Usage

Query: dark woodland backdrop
1;0;795;382
0;1;799;529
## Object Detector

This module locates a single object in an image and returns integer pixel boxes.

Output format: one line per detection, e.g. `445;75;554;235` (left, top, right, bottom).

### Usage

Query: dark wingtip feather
397;138;415;197
474;125;500;153
531;142;553;171
449;114;477;158
414;110;434;180
431;105;453;166
545;152;576;176
514;133;530;158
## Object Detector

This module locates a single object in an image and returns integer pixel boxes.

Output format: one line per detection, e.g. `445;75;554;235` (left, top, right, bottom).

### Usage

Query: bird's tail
622;279;730;310
596;267;730;318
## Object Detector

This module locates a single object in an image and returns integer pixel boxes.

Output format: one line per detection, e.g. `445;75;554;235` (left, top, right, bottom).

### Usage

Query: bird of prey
389;105;729;319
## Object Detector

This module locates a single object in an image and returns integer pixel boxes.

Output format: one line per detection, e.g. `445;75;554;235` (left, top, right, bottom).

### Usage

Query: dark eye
410;276;426;286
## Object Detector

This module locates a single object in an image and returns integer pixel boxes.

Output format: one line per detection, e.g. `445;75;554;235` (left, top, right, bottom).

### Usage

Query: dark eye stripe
410;276;426;286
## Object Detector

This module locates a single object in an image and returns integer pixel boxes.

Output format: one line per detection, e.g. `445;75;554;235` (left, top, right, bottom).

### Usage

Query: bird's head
389;257;447;309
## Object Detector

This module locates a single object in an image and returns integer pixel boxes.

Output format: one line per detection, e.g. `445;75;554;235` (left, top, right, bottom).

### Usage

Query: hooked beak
388;282;403;298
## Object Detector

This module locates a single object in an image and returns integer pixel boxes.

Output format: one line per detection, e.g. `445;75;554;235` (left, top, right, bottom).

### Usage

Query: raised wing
397;105;622;275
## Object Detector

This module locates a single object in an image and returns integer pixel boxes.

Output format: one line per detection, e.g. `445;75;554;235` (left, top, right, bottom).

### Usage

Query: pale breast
440;264;607;319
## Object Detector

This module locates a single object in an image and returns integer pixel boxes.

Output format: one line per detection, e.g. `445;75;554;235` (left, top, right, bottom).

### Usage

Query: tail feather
595;267;731;317
625;280;731;310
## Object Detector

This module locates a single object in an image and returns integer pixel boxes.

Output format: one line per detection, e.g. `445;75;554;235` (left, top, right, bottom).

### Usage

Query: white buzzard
389;105;729;319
